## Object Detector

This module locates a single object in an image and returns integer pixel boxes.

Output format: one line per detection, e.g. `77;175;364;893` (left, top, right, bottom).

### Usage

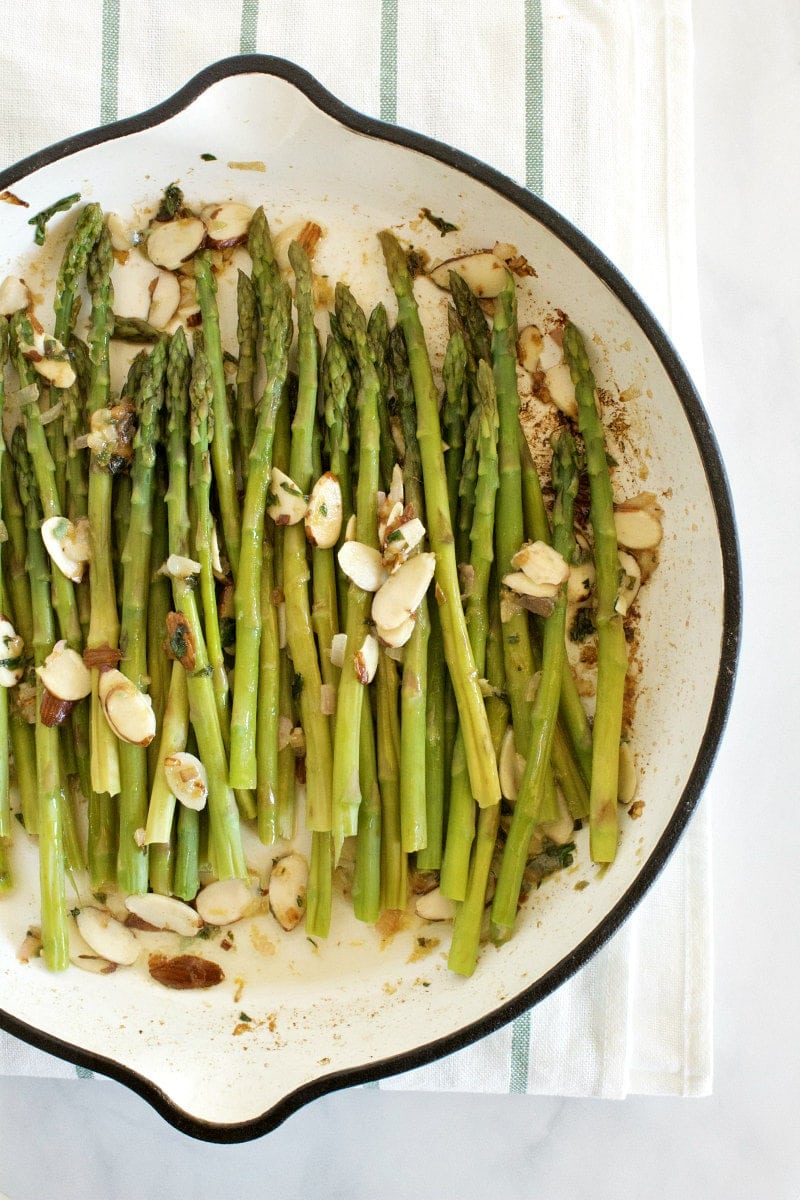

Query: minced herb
569;606;595;643
155;183;184;222
200;152;217;162
420;207;459;236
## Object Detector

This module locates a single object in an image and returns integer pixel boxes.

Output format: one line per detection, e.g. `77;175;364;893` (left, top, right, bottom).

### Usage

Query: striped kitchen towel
0;0;711;1097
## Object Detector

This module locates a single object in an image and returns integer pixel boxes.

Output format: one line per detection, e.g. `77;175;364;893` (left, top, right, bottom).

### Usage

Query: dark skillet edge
0;53;743;1143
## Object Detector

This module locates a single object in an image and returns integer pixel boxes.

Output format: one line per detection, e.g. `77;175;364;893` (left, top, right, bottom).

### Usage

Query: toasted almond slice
161;553;201;580
0;275;30;316
371;551;436;630
41;516;89;583
146;216;206;270
124;893;204;938
195;877;253;926
201;202;253;248
427;251;508;298
613;498;664;550
267;467;308;526
163;751;208;811
538;331;564;371
147;270;181;329
67;916;116;975
329;632;348;669
388;462;404;507
615;550;642;616
30;354;76;390
512;541;570;590
99;669;157;746
110;249;158;320
343;513;357;542
415;886;457;922
618;741;638;804
379;499;404;548
544;361;578;420
0;617;24;688
320;682;337;716
354;634;379;685
499;726;526;802
268;853;308;931
337;540;388;592
106;212;131;252
76;906;140;966
568;561;595;604
305;471;342;548
503;570;558;600
374;614;417;649
538;787;575;845
36;639;91;701
517;324;544;373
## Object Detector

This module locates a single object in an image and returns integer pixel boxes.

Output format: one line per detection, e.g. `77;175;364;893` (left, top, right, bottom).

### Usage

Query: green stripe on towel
240;0;260;54
524;0;544;194
380;0;399;124
100;0;120;125
510;1012;531;1092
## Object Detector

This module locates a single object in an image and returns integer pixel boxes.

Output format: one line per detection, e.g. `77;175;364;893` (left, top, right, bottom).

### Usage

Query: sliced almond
76;906;140;966
618;740;638;804
517;324;544;373
0;274;30;315
337;540;388;592
544;361;578;420
41;516;89;583
106;212;131;252
538;787;575;845
98;669;157;746
615;550;642;616
36;639;91;701
267;467;308;526
378;500;404;549
613;497;664;550
110;249;158;320
194;877;253;927
427;251;508;298
0;617;24;687
388;462;404;507
499;726;526;802
502;573;557;616
161;553;201;580
511;540;569;590
201;202;253;248
268;852;308;931
67;916;116;975
371;551;436;630
538;331;564;371
374;615;416;649
329;631;348;669
353;634;379;684
147;270;181;329
320;682;337;716
568;561;595;605
163;751;208;811
146;216;207;270
29;354;76;390
148;952;224;990
305;471;343;548
415;887;457;922
124;893;204;938
343;513;357;542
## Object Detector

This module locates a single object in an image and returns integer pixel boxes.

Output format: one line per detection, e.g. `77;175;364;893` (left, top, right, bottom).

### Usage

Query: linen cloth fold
0;0;712;1098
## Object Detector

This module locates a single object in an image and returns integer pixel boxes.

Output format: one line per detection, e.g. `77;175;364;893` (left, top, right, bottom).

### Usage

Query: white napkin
0;0;711;1097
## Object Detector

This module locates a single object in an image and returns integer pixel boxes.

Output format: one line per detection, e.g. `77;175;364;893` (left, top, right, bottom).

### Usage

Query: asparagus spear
85;224;122;800
235;268;258;466
194;250;241;580
379;230;500;809
331;283;382;849
367;301;396;490
0;317;10;856
376;650;406;912
12;429;68;969
491;427;578;941
352;698;382;923
441;330;469;562
562;322;627;862
440;362;499;900
164;328;246;881
117;339;166;893
322;333;354;622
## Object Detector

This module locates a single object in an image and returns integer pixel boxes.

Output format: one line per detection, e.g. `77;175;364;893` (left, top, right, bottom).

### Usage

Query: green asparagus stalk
376;650;406;912
563;322;627;862
331;283;382;849
440;362;500;900
164;328;245;881
13;429;68;969
53;202;104;344
0;437;34;653
85;225;121;800
194;250;241;580
352;699;382;923
146;455;172;786
442;330;469;562
116;339;166;893
448;573;507;976
229;264;292;791
235;268;258;467
0;317;10;854
367;302;396;490
190;342;230;743
449;269;492;369
491;428;579;941
144;659;188;853
379;230;500;809
322;333;354;622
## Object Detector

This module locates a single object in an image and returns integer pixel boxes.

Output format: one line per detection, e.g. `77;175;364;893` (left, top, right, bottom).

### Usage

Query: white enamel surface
0;70;729;1131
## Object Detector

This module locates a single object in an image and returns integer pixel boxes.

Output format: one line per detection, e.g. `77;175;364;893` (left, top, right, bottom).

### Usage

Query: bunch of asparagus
0;198;633;978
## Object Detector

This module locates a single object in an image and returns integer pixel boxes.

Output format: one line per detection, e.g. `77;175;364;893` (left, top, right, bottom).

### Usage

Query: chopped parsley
155;182;185;222
420;207;459;237
200;152;218;162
